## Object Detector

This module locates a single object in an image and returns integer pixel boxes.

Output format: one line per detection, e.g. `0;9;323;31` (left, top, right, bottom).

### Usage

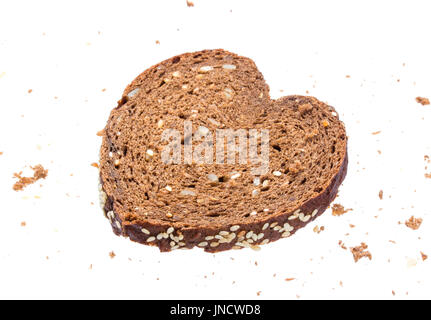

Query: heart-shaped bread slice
99;49;348;252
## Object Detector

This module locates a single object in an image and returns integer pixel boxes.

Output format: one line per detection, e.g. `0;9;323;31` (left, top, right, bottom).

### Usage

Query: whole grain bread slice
99;49;348;252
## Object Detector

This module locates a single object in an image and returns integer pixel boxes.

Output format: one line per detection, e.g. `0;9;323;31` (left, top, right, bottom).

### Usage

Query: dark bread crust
99;50;348;252
100;149;347;252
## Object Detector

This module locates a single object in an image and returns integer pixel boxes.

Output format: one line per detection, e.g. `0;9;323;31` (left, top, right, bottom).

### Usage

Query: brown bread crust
99;49;348;253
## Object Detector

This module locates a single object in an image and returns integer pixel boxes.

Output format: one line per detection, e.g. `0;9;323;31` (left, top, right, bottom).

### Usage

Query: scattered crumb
349;224;356;228
109;251;116;259
101;88;106;92
285;278;295;282
13;165;48;191
186;0;194;7
91;162;99;169
96;130;104;137
28;89;33;94
416;97;430;106
313;225;325;234
332;204;353;216
0;152;3;156
405;216;423;230
256;291;261;296
372;131;381;135
421;252;428;261
345;75;351;78
425;173;431;179
338;240;347;250
350;243;372;263
155;40;160;45
379;190;384;200
20;221;26;227
392;290;396;296
389;240;396;244
89;264;93;270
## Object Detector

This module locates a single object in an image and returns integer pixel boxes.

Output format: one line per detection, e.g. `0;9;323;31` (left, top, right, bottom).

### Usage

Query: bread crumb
96;130;104;137
405;216;423;230
350;243;372;263
0;152;3;156
256;291;261;296
91;162;99;168
372;131;381;135
13;165;48;191
346;75;351;78
285;278;295;282
21;221;26;227
416;97;430;105
331;204;353;216
28;89;33;94
379;190;384;200
109;251;116;259
186;0;194;7
155;40;160;45
313;225;325;234
338;240;347;250
421;252;428;261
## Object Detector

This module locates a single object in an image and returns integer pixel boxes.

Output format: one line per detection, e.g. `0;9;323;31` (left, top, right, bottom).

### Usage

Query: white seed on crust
231;173;241;180
170;241;176;247
205;236;214;241
167;227;175;234
247;239;254;243
257;233;264;240
147;236;156;242
282;231;291;238
222;64;236;70
141;227;150;235
178;234;184;241
299;214;311;223
198;242;208;247
179;242;186;247
215;235;223;240
219;231;229;236
284;223;294;232
199;66;213;73
115;221;121;229
180;189;196;196
262;223;269;231
230;225;240;232
312;209;319;217
270;222;278;228
253;177;261;186
252;234;258;242
246;231;254;239
273;171;282;176
250;245;261;251
171;245;179;250
274;226;282;231
210;242;219;247
252;189;260;197
127;88;140;98
261;239;270;245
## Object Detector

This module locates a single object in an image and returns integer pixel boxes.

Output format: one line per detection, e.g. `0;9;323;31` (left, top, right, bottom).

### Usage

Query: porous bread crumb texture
405;216;423;230
416;96;430;106
13;165;48;191
99;49;348;252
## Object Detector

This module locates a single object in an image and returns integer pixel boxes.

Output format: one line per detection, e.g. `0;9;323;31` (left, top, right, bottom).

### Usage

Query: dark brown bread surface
99;49;348;252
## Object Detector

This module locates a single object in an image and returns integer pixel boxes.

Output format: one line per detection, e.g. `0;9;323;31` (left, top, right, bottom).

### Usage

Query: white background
0;0;430;300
